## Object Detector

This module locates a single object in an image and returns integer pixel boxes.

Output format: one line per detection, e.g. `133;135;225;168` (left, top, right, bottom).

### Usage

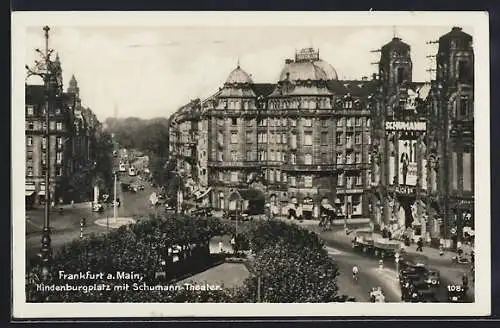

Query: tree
234;242;340;303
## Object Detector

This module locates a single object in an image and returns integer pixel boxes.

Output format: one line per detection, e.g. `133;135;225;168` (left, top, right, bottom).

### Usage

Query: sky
24;25;473;121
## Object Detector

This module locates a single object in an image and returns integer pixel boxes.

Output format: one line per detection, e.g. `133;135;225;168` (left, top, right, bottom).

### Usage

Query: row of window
220;98;361;111
26;121;64;131
26;105;62;116
218;150;366;164
218;171;364;187
224;131;369;146
26;166;63;177
26;150;64;164
218;117;371;128
26;136;64;148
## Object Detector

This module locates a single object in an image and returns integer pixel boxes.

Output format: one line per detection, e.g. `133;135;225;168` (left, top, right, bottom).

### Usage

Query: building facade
25;55;98;206
427;27;474;244
370;27;474;244
170;48;375;219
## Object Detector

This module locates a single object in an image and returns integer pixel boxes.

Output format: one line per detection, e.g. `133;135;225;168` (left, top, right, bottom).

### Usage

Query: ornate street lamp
25;26;57;280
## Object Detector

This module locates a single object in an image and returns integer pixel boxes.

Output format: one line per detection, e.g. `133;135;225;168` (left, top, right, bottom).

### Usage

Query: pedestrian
457;241;464;258
439;244;444;256
230;237;236;254
71;200;75;208
218;241;224;253
416;237;423;252
470;250;475;263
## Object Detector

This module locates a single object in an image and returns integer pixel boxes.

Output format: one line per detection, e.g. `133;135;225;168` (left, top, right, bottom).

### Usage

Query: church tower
379;37;413;97
68;74;80;97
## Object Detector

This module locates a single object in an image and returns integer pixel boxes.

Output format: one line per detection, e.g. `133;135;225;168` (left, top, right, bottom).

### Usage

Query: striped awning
25;190;35;196
38;190;46;196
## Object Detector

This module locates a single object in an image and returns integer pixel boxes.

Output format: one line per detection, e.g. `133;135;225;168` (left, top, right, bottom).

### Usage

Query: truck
352;229;402;258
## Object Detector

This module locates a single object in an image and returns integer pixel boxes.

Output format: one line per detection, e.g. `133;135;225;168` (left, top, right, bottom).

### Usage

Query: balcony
281;164;337;172
207;161;262;168
337;163;370;171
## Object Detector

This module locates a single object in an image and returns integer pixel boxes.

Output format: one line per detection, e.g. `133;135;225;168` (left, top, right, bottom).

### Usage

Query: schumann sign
385;121;426;131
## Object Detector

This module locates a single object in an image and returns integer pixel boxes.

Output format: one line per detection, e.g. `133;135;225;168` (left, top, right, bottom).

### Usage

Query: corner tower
379;37;413;96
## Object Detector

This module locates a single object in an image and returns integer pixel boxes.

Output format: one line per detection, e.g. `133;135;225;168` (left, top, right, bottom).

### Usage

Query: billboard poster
398;139;418;186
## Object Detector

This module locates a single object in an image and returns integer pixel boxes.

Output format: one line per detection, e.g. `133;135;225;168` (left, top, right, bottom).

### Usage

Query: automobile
92;203;104;213
224;210;249;221
121;183;130;192
401;279;437;303
424;269;441;287
399;262;441;288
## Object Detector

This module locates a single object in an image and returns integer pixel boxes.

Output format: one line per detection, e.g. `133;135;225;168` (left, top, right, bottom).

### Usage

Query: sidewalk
277;217;473;264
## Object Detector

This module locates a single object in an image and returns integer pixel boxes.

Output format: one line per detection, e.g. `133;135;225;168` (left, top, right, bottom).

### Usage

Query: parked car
92;203;104;213
224;210;249;221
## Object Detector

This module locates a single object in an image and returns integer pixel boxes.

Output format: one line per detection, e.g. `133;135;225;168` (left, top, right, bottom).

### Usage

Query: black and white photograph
12;11;490;318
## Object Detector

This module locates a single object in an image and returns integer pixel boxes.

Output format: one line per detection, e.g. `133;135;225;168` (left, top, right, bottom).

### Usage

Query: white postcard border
11;11;491;318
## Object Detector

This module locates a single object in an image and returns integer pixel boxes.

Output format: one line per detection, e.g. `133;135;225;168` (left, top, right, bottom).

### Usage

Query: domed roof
225;65;253;84
313;59;338;80
278;48;338;82
280;61;336;82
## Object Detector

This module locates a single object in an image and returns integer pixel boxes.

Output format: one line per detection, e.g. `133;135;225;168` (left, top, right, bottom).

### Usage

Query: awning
321;203;335;211
25;190;35;196
38;190;46;196
194;187;212;200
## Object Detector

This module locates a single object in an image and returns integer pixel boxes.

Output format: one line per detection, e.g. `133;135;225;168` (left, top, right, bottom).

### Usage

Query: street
279;219;474;303
25;155;157;260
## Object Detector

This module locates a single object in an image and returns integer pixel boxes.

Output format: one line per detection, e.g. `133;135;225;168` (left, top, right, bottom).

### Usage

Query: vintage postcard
11;11;490;318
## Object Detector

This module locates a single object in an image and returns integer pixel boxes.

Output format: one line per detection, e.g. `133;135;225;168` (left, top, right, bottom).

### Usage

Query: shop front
25;183;36;209
302;197;314;220
37;183;46;205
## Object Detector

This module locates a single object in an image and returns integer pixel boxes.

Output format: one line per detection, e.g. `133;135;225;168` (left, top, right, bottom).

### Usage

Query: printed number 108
447;285;462;292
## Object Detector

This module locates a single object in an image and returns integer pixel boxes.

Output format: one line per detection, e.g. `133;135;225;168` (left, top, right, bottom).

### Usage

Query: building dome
313;59;339;80
278;48;338;82
279;62;327;82
225;65;253;84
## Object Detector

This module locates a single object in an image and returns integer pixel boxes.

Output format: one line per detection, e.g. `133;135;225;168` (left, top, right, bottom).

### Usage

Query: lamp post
113;170;118;221
26;26;56;280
